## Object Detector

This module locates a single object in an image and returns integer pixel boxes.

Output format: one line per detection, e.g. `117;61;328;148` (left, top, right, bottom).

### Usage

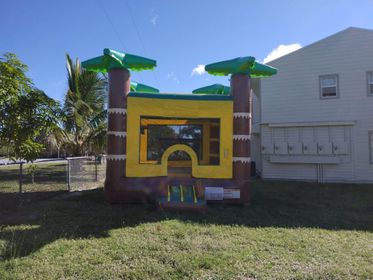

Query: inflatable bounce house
82;49;277;210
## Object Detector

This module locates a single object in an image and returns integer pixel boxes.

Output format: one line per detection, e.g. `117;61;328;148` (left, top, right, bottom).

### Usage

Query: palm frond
63;54;108;155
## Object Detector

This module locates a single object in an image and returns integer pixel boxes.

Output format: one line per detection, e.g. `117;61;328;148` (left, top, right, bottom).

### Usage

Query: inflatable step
159;184;206;211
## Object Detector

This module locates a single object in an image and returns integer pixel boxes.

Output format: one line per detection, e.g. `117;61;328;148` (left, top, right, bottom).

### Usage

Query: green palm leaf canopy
81;48;157;73
130;81;159;93
205;56;277;77
192;84;230;95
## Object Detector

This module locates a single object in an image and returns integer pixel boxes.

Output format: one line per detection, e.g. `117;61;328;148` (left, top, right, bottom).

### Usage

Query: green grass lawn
0;168;372;279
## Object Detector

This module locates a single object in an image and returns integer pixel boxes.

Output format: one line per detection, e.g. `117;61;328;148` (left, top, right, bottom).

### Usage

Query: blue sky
1;0;373;102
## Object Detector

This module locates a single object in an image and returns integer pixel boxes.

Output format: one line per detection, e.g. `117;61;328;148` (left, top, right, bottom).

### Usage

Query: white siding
262;162;317;181
251;78;261;131
251;134;262;175
260;27;373;183
251;79;262;174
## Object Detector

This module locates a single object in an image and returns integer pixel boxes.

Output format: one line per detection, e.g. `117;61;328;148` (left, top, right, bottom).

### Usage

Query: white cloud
166;72;180;84
263;43;302;63
150;14;158;26
191;64;206;76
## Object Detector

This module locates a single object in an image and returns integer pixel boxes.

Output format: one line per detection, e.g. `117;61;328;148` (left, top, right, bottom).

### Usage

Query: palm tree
63;54;107;156
46;126;68;158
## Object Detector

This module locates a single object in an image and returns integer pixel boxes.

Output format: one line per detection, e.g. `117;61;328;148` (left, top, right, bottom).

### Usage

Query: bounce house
82;49;277;210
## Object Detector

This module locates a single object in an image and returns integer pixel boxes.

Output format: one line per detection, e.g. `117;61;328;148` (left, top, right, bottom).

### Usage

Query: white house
251;27;373;183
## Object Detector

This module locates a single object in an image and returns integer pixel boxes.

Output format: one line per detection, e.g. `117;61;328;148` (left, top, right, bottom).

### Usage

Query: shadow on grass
0;179;373;260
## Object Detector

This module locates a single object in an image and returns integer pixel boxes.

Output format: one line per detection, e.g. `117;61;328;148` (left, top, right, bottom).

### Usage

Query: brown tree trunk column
231;73;251;203
105;68;130;193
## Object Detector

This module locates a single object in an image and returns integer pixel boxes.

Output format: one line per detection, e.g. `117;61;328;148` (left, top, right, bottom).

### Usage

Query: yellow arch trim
161;144;198;177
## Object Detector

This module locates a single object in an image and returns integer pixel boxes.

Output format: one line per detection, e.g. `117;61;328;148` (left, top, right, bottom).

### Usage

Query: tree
0;53;32;144
0;53;61;188
12;89;61;161
63;54;107;156
0;53;60;160
0;53;32;100
45;126;68;158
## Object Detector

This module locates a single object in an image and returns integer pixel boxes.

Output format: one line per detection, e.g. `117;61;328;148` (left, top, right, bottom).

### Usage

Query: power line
97;0;160;88
124;0;160;87
98;0;127;52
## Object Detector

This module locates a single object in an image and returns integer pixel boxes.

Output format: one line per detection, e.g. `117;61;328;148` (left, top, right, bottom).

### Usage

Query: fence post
67;159;71;192
19;162;23;193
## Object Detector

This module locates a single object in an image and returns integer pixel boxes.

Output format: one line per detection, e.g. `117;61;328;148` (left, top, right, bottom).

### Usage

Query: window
367;71;373;96
369;131;373;164
139;117;220;165
147;124;203;161
319;74;339;98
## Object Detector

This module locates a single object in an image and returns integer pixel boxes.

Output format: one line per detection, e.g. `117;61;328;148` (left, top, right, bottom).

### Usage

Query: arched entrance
167;150;192;178
160;144;198;178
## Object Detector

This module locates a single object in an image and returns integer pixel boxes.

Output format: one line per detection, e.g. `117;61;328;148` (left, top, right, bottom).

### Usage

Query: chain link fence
0;156;106;193
67;156;106;191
